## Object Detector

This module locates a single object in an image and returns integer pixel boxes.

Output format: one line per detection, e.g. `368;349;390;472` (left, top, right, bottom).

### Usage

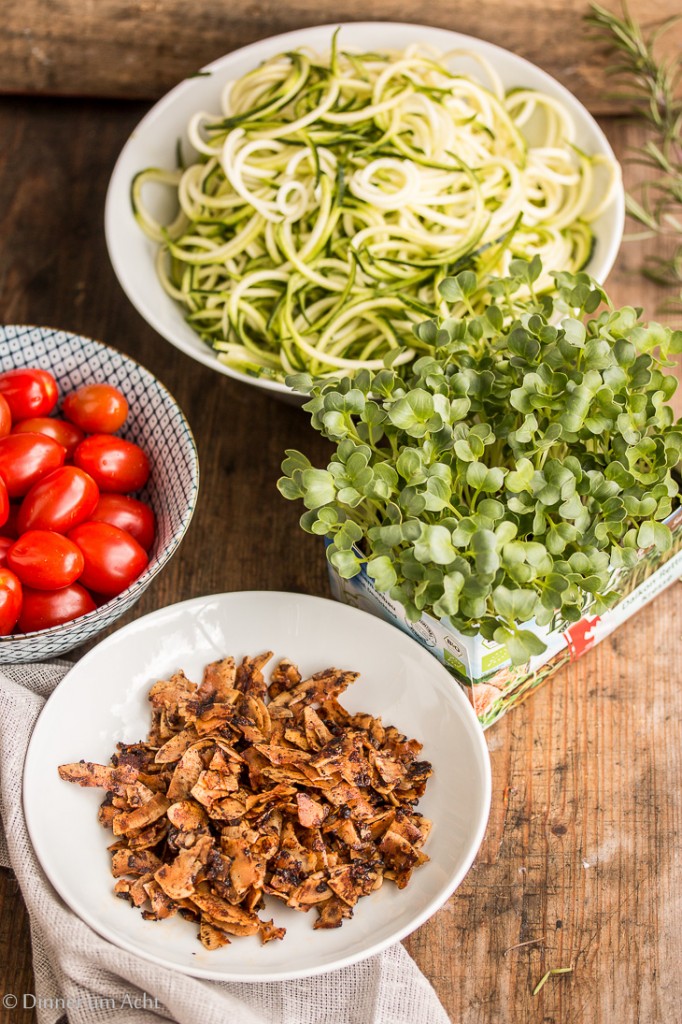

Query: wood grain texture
0;101;681;1023
2;0;682;114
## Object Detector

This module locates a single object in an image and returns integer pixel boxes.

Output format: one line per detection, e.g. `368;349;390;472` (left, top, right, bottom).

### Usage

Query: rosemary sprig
587;3;682;303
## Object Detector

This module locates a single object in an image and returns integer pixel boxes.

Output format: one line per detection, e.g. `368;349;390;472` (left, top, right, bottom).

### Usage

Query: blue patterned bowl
0;326;199;662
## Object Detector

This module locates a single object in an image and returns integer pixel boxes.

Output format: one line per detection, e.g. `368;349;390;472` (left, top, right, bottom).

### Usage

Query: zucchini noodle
132;40;620;380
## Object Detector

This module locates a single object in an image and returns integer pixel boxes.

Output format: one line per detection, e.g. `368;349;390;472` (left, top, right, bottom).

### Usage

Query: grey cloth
0;662;451;1024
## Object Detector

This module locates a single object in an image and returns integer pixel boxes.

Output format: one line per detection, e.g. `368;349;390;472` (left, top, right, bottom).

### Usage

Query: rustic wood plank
404;588;682;1023
0;870;33;1021
0;100;681;1024
3;0;681;114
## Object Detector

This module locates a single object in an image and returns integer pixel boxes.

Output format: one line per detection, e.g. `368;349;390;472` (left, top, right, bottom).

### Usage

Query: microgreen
278;261;682;664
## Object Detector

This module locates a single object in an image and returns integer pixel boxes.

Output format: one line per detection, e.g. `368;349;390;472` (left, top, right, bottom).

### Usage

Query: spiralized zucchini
132;39;620;380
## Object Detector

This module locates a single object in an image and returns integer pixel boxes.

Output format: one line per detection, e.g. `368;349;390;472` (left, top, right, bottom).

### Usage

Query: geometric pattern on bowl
0;325;199;662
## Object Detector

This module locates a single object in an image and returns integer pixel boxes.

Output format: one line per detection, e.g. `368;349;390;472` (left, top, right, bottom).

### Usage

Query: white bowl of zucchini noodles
105;22;624;398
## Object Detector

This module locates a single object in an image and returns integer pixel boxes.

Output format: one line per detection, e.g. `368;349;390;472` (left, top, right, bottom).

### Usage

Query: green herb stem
588;2;682;307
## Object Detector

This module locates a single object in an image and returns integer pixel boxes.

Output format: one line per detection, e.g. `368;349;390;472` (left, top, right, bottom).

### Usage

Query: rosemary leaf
533;966;574;996
587;2;682;308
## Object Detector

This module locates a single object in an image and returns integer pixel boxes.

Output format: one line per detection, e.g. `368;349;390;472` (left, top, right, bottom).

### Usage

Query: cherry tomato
0;395;11;439
73;435;150;494
12;417;85;458
0;505;20;539
17;583;96;633
0;537;12;567
89;494;156;551
68;522;148;596
0;368;58;420
18;467;99;535
0;433;65;498
7;530;84;590
0;478;8;529
0;568;22;635
63;384;128;434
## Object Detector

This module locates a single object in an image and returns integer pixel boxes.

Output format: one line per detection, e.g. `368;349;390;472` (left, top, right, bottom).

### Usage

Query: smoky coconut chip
58;653;433;950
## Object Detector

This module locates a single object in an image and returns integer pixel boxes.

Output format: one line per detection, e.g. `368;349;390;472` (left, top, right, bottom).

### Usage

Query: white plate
23;591;491;982
105;22;625;399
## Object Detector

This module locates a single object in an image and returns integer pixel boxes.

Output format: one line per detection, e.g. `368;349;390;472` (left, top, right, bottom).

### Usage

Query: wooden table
0;94;680;1024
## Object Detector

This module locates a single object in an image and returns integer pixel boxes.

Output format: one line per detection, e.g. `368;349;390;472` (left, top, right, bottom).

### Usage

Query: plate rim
104;21;625;396
23;588;492;982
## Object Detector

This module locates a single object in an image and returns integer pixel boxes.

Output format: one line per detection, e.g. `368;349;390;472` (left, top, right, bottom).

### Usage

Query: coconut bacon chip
58;653;433;949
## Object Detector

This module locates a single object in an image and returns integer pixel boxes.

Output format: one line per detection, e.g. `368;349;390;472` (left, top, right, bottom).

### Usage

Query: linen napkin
0;662;451;1024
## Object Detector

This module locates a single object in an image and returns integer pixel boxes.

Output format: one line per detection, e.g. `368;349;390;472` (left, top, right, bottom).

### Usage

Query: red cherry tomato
0;568;22;634
0;505;20;539
12;417;85;459
18;467;99;535
0;395;11;438
0;433;65;498
0;478;8;529
7;530;84;590
63;384;128;434
73;435;150;494
89;494;156;551
0;537;12;567
0;368;58;420
17;583;96;633
68;522;148;596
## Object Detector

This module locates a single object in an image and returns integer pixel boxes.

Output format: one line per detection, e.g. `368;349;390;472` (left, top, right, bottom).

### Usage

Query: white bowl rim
105;21;626;398
23;588;493;981
0;324;200;645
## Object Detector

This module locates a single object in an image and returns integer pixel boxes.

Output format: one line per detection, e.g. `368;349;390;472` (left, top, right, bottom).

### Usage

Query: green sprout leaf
301;469;336;509
367;555;398;591
278;257;682;643
414;524;457;565
637;520;673;553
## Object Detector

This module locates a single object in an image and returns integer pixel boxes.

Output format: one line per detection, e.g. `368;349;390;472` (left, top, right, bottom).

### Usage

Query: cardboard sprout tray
327;506;682;728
